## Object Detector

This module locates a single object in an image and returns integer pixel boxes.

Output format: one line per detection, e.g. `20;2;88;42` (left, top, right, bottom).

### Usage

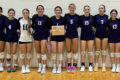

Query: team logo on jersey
112;24;117;29
85;21;89;25
38;21;42;26
8;25;12;30
70;19;73;24
101;20;104;24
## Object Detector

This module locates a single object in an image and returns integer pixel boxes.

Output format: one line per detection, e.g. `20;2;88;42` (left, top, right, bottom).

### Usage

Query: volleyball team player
5;9;20;72
32;5;50;74
80;5;95;72
50;6;65;74
94;5;108;72
19;9;33;73
0;7;6;71
64;3;79;72
108;9;120;72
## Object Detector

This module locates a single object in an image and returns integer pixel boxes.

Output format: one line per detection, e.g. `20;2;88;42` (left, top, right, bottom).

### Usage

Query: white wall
0;0;120;67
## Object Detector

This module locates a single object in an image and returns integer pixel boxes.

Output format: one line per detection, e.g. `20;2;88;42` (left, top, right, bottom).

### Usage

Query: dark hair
36;5;44;11
84;5;90;9
8;8;15;14
0;7;3;12
99;4;106;12
110;9;118;15
69;3;76;8
54;6;62;12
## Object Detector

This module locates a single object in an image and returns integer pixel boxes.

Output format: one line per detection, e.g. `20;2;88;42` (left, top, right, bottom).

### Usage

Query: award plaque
52;25;65;36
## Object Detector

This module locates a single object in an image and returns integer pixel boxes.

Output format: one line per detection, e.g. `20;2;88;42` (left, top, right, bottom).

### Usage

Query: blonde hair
22;8;31;35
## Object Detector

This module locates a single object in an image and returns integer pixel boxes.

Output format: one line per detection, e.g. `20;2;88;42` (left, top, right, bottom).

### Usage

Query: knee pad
0;52;4;59
81;51;86;56
41;54;47;60
7;64;11;67
27;53;32;59
6;54;11;61
52;53;56;60
115;53;120;58
73;53;78;59
110;53;115;57
13;54;18;60
37;53;41;59
58;54;63;60
95;51;100;56
20;54;25;59
88;52;94;56
67;52;72;58
101;50;106;55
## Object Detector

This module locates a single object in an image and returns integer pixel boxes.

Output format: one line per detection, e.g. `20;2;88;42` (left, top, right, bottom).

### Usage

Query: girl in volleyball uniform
64;3;79;72
32;5;50;74
108;9;120;72
50;6;65;74
80;5;95;72
5;9;20;72
94;5;108;72
19;9;33;74
0;7;6;71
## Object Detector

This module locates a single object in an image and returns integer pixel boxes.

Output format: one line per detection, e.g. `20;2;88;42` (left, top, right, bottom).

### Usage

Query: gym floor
0;68;120;80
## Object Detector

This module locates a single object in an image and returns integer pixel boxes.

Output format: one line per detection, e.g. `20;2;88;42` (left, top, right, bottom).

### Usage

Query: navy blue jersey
32;14;50;40
5;18;20;42
0;15;6;41
108;19;120;43
80;15;95;40
50;16;65;42
64;13;79;39
94;14;108;38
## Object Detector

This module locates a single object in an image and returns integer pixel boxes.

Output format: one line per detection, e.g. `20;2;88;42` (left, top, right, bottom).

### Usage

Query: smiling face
111;11;117;20
8;10;15;19
69;4;76;14
55;7;62;17
99;5;105;14
84;6;90;15
23;9;29;19
36;6;44;16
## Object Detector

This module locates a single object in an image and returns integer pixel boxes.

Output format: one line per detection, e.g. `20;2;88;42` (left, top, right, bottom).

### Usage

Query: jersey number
101;20;104;24
85;21;89;25
38;21;42;26
8;25;12;30
70;19;73;24
112;24;117;29
23;24;28;30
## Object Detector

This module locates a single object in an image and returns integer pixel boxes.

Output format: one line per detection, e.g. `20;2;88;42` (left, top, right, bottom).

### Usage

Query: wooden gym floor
0;68;120;80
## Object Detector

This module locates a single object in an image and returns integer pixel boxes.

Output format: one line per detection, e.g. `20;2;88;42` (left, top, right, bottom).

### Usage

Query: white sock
117;64;120;67
39;63;42;68
43;64;46;69
53;64;56;68
58;64;62;67
26;65;30;68
95;63;98;66
102;63;106;67
112;64;116;68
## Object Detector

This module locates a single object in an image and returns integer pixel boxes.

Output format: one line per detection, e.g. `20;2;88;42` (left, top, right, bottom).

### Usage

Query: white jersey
19;18;33;42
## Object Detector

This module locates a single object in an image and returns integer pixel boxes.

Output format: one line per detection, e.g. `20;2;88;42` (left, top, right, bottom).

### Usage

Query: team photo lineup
0;3;120;75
